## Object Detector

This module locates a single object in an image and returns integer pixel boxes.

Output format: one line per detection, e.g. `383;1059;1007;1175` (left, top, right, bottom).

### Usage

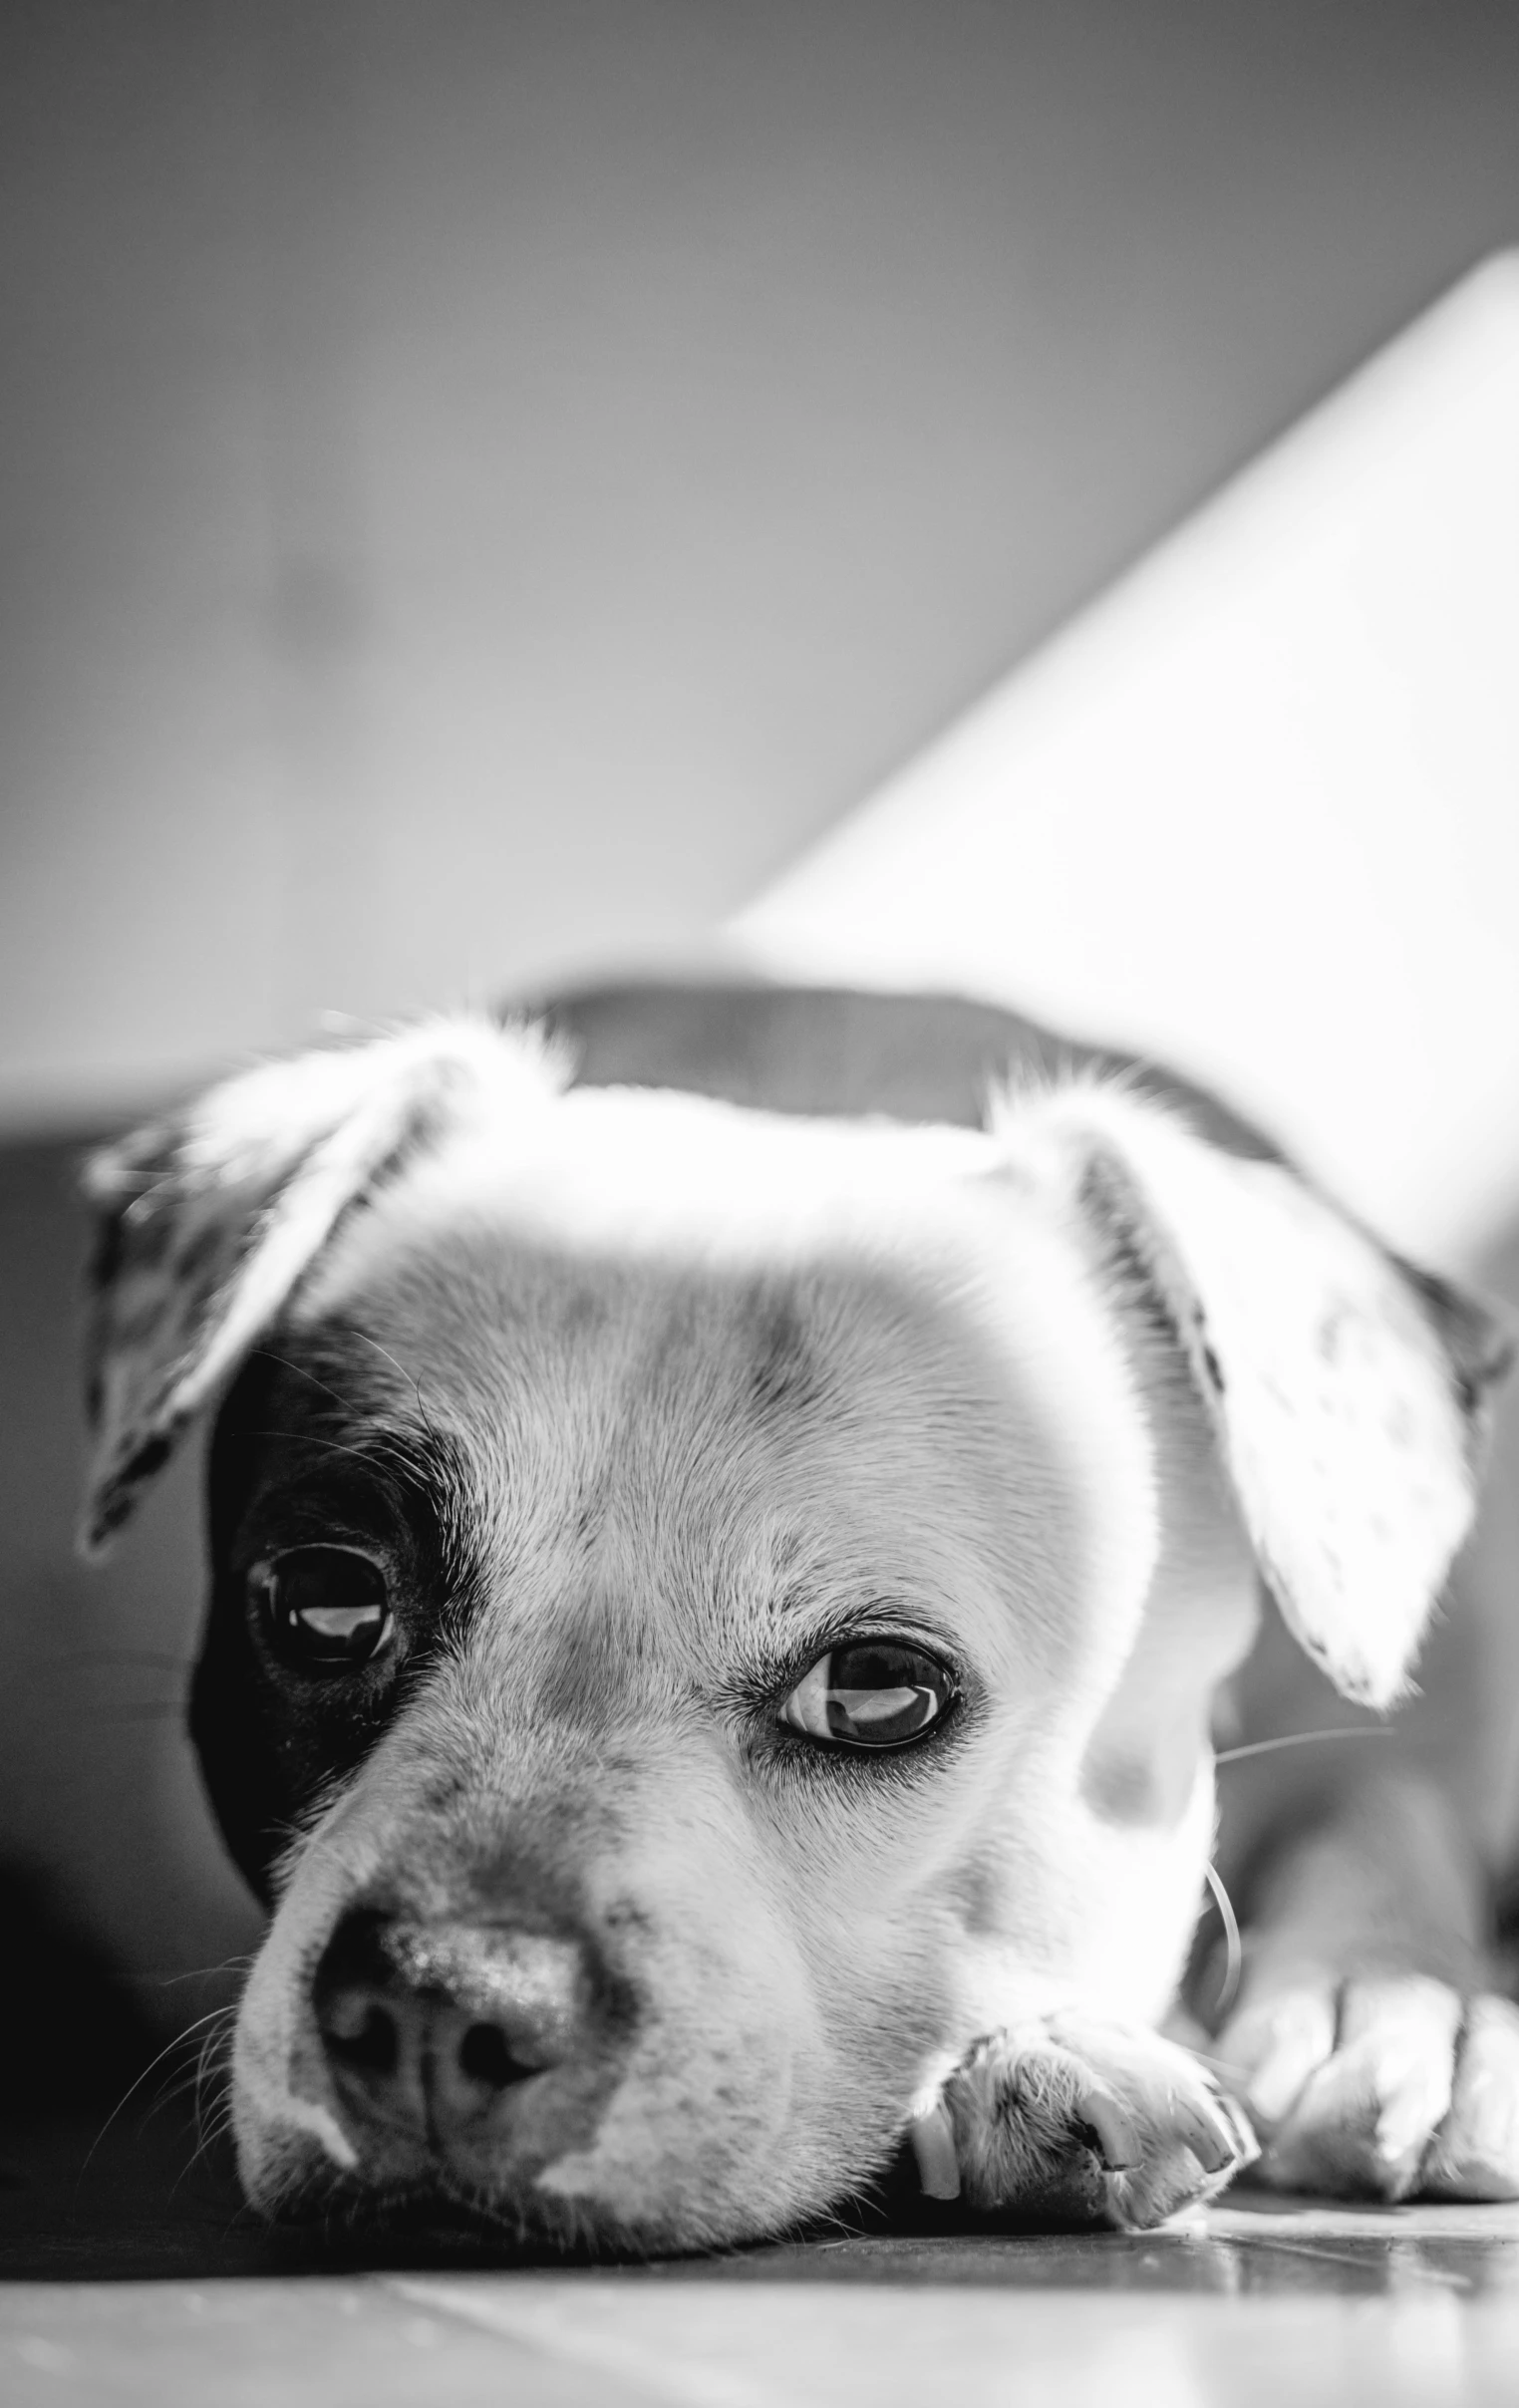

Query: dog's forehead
300;1183;1013;1558
278;1086;1108;1662
296;1083;1029;1396
340;1080;1004;1263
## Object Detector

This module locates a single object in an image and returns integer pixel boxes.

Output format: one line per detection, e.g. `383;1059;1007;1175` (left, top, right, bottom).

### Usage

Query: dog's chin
262;2165;679;2263
251;2157;834;2263
237;2110;863;2261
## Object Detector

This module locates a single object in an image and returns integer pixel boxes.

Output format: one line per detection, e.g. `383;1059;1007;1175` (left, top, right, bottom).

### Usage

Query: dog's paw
930;2013;1259;2231
1217;1978;1519;2202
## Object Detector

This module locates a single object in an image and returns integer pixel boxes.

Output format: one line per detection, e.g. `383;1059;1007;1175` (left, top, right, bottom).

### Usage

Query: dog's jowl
80;999;1519;2246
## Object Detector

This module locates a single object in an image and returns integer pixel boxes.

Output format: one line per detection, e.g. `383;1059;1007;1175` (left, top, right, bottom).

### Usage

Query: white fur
80;1017;565;1551
994;1082;1472;1705
81;1016;1489;2243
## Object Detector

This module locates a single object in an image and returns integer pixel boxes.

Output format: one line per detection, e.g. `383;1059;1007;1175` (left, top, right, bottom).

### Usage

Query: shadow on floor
8;2061;1519;2301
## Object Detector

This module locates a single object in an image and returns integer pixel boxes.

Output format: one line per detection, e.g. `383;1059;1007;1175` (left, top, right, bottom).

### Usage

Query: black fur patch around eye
192;1328;482;1900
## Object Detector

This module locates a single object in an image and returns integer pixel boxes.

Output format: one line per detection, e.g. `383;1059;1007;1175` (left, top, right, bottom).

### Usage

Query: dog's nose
313;1910;591;2142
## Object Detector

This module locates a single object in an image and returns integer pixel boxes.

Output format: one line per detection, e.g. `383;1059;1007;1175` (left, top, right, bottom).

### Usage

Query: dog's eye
779;1642;956;1750
252;1548;393;1671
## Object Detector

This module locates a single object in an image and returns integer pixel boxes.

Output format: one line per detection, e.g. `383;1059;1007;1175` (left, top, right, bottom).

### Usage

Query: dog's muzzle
312;1910;600;2166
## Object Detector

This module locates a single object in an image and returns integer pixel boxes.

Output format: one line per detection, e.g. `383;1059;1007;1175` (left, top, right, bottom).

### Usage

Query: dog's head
81;1016;1505;2249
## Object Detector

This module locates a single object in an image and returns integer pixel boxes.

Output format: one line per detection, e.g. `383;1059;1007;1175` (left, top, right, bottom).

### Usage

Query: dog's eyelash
747;1605;957;1686
715;1621;960;1718
760;1704;967;1790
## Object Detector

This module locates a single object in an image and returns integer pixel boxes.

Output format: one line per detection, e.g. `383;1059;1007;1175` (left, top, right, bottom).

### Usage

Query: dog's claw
909;2101;962;2199
1217;2091;1262;2166
940;2015;1258;2229
1070;2075;1141;2172
1170;2087;1246;2176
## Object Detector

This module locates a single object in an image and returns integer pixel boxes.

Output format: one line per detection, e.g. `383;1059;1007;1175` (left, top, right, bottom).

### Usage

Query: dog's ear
999;1082;1512;1708
80;1017;563;1556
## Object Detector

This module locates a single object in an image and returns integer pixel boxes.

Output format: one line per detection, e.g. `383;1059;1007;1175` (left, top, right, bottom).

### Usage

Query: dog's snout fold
313;1910;593;2147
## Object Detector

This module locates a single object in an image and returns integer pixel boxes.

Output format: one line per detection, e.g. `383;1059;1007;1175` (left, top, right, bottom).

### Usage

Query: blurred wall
5;0;1519;1122
2;0;1519;2025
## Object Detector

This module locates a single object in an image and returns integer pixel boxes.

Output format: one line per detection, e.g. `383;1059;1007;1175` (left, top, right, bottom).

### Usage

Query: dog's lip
263;2066;726;2259
264;2167;717;2264
262;2163;573;2252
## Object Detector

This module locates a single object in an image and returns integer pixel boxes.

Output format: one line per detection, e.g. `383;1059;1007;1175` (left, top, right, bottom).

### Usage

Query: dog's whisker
1203;1860;1243;2020
184;2092;234;2144
175;2031;240;2192
240;1427;413;1475
193;2009;235;2080
152;2010;239;2116
77;2005;240;2183
154;2066;220;2119
346;1327;446;1449
249;1348;367;1420
1215;1726;1394;1767
154;1955;258;1988
178;2033;238;2146
266;1774;362;1881
176;2117;236;2192
235;1421;438;1509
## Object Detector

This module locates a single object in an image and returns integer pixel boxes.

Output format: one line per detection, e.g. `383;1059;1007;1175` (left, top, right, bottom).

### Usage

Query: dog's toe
1250;1977;1460;2199
939;2014;1257;2231
1219;1974;1519;2203
1420;1994;1519;2202
1215;1981;1339;2133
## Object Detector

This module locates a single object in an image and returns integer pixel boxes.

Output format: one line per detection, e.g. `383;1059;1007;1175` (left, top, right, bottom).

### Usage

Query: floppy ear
999;1081;1512;1708
80;1017;564;1555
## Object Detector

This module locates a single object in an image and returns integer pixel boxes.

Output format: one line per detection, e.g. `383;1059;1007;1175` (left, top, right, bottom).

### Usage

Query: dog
79;978;1519;2250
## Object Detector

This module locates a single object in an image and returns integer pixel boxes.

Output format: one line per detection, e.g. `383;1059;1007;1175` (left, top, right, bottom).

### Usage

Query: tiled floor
4;2111;1518;2404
